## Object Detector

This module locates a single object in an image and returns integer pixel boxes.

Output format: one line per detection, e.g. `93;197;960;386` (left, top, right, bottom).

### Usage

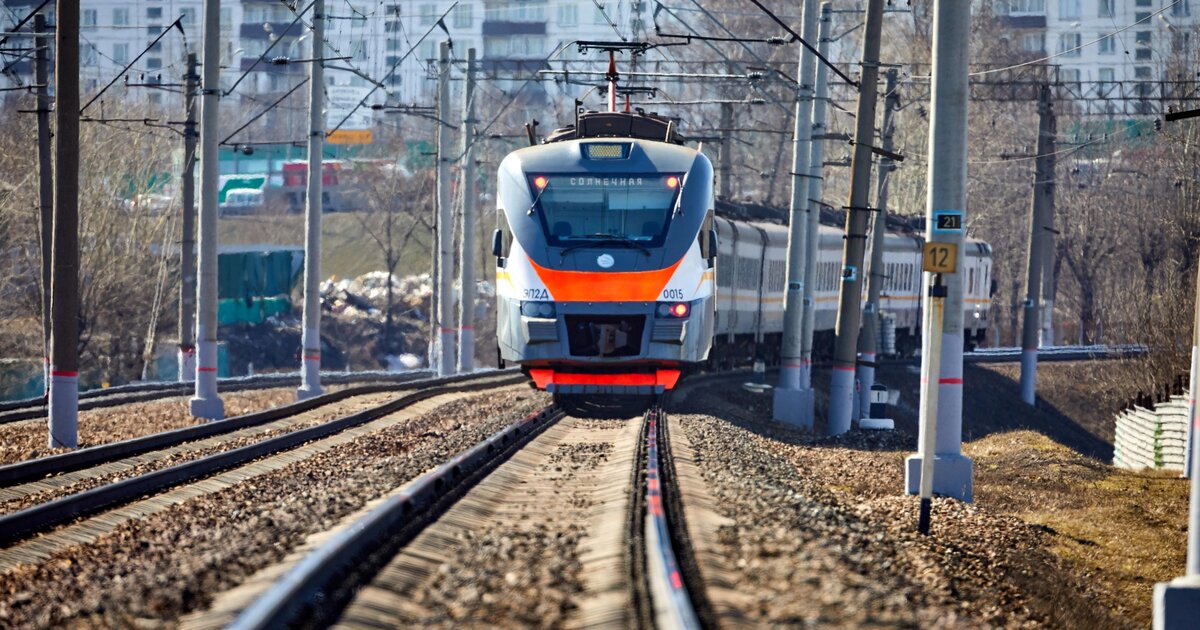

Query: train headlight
655;301;691;318
521;301;556;318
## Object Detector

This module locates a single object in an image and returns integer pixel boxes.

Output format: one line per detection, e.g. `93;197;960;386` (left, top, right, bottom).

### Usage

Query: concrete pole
904;0;973;502
48;0;81;448
189;0;225;420
718;101;733;201
827;0;885;436
1040;107;1058;347
178;52;199;383
297;0;325;400
1154;250;1200;630
34;13;52;394
1019;85;1052;406
457;48;477;373
772;0;818;429
858;69;899;419
799;2;832;398
435;41;455;376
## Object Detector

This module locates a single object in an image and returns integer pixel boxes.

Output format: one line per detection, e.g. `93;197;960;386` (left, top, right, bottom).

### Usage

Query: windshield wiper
526;183;549;216
559;233;652;257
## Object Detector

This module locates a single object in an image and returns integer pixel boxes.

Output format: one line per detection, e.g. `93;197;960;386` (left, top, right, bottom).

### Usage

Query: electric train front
492;137;716;402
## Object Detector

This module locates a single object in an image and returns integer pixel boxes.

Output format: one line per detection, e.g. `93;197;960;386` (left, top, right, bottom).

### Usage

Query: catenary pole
858;69;899;418
34;13;52;394
1040;105;1058;347
190;0;225;419
772;0;818;429
1152;243;1200;628
48;0;81;448
904;0;973;502
827;0;885;435
178;52;199;383
1019;84;1052;406
435;41;455;376
799;2;832;402
457;47;477;373
297;0;325;400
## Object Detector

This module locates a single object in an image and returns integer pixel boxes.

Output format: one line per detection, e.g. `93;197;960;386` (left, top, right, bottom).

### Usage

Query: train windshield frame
529;173;683;248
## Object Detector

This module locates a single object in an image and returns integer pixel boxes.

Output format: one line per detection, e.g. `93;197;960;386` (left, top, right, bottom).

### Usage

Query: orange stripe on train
528;258;684;302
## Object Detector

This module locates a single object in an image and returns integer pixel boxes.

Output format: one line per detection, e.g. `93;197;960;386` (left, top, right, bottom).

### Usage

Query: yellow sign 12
922;242;958;273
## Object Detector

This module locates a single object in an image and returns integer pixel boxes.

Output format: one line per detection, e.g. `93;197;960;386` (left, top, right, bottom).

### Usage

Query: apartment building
1;0;651;113
993;0;1196;85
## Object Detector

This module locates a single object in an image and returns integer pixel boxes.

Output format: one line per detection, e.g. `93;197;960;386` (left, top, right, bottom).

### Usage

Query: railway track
0;371;523;562
0;370;433;424
196;402;708;629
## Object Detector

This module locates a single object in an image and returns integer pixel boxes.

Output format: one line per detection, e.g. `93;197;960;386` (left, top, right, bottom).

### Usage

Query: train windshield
530;174;682;247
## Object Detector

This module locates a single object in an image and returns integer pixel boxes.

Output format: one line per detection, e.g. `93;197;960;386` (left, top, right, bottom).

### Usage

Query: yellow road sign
327;129;373;144
922;242;957;273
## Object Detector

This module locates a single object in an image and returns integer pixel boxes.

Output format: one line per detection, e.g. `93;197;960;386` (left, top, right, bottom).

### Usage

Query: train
492;109;992;414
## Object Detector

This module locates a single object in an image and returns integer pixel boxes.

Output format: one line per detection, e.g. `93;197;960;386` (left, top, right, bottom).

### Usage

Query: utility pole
827;0;885;435
1040;106;1058;348
457;48;477;374
858;69;900;419
799;2;833;415
34;13;52;395
1154;104;1200;630
1154;245;1200;628
1019;84;1053;406
718;100;733;201
772;0;819;429
904;0;973;502
178;52;199;383
297;0;325;400
189;0;224;420
435;41;455;376
48;0;81;448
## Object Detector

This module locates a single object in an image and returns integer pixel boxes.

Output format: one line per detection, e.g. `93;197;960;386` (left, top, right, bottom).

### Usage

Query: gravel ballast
0;388;549;628
0;389;300;465
0;390;407;515
670;382;1129;629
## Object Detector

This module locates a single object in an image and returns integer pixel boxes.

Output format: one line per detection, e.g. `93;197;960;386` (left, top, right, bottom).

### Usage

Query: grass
967;430;1188;627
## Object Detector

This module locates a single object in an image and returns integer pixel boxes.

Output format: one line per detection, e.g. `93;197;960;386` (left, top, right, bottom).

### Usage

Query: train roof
543;110;685;145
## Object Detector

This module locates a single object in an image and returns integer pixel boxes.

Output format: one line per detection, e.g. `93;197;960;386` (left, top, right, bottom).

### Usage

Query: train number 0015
662;288;685;300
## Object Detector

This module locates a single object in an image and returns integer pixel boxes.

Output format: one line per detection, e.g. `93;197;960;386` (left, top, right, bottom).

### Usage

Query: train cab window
528;173;683;248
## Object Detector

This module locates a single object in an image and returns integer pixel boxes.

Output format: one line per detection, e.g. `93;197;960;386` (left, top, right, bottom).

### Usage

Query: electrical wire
81;18;185;114
743;0;859;88
224;0;316;97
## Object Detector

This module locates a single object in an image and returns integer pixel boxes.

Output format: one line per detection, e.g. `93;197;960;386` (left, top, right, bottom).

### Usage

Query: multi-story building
992;0;1196;88
2;1;652;115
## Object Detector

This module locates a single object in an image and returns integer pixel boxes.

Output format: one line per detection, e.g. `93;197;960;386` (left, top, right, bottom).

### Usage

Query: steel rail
227;404;564;630
641;405;704;629
0;371;525;545
0;370;501;486
0;369;436;422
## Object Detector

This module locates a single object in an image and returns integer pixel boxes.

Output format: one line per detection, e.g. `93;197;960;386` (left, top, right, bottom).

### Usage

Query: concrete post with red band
48;370;78;448
189;0;225;421
457;48;478;374
297;0;325;402
772;0;819;429
904;0;973;502
798;2;832;404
